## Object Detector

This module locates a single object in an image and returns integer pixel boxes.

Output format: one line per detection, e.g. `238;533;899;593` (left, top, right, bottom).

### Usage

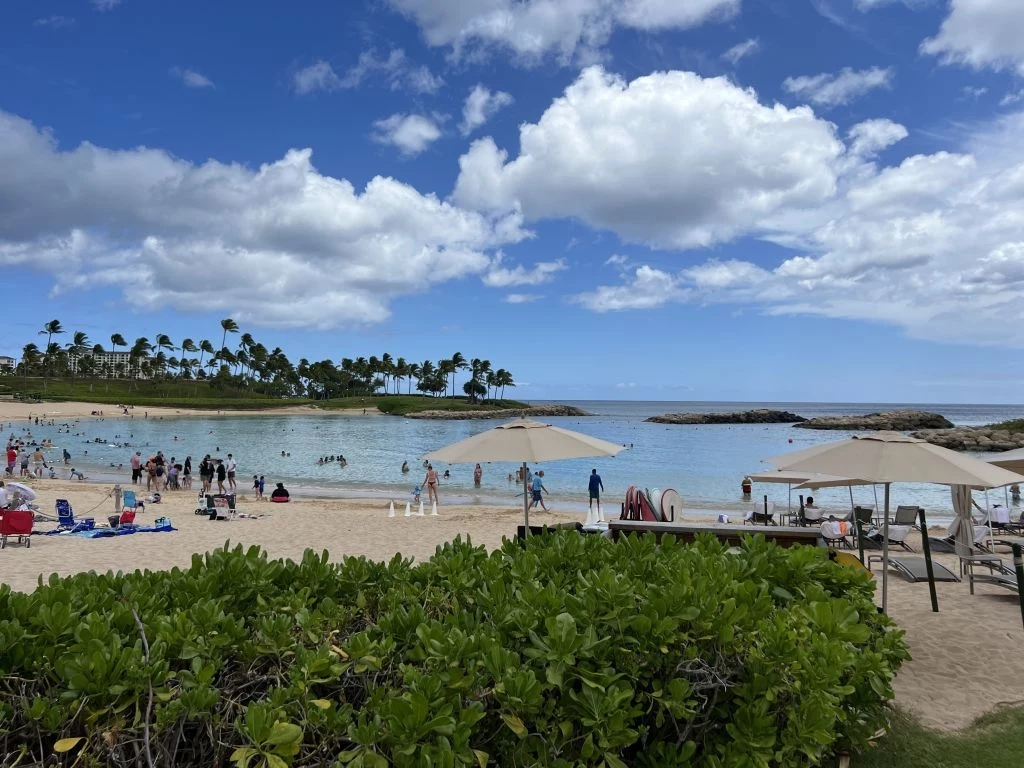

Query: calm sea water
14;401;1024;519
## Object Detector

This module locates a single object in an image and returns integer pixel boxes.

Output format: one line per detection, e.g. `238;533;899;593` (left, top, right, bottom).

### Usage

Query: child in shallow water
412;485;422;504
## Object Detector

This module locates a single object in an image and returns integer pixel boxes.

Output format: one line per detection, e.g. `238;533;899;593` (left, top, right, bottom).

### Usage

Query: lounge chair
889;557;960;583
745;501;776;526
962;558;1020;594
820;520;852;549
928;521;991;554
891;505;921;529
0;510;33;548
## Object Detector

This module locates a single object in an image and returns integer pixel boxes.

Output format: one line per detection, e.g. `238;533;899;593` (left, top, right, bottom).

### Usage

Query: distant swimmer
401;461;409;473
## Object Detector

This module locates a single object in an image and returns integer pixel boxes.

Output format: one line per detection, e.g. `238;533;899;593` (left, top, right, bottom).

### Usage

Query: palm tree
19;343;41;385
438;358;455;398
394;357;408;395
155;334;175;356
181;339;198;380
37;319;64;392
450;352;467;398
110;333;126;355
219;318;239;353
65;331;90;380
496;369;515;401
407;362;421;394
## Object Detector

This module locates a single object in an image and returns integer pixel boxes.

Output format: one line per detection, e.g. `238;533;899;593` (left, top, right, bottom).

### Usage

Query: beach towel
68;523;176;539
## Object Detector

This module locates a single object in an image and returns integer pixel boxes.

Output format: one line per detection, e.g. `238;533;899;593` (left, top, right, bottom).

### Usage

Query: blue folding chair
122;490;139;514
55;499;76;530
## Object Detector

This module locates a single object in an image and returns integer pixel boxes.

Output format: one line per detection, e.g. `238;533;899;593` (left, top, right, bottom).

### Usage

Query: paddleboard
660;489;682;521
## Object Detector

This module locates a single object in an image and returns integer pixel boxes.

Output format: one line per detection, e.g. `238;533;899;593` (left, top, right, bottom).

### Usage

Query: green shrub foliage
0;532;908;766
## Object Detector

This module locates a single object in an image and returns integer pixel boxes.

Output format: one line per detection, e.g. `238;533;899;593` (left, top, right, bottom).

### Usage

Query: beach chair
961;557;1020;594
0;510;33;548
122;490;139;515
745;501;776;526
889;557;960;583
55;499;76;530
928;521;991;554
205;494;237;520
891;505;922;530
820;520;852;549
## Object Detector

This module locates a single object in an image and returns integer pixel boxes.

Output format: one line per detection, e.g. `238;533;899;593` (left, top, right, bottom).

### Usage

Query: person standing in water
423;463;440;506
473;463;483;487
588;469;604;515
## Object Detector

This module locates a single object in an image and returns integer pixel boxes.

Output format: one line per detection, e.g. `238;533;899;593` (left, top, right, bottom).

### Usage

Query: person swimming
401;461;409;473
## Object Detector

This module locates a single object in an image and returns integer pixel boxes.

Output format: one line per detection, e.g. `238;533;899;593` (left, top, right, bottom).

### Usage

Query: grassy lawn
0;378;527;414
857;707;1024;767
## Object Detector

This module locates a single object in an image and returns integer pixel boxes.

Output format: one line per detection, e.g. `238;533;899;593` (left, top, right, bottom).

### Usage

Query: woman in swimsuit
423;464;440;506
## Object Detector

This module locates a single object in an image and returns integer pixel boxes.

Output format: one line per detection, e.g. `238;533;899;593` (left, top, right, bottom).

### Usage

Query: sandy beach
0;400;381;420
1;477;1021;733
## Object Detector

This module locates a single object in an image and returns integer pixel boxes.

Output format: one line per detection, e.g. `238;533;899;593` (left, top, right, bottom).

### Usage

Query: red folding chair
118;510;137;527
0;510;34;548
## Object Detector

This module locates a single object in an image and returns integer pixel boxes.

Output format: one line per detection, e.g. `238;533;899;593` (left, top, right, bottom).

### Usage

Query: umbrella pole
918;508;939;613
522;462;530;537
848;484;854;514
1012;543;1024;631
986;489;993;550
882;483;890;614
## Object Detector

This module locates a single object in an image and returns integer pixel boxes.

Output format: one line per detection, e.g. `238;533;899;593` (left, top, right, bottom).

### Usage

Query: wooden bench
609;519;824;548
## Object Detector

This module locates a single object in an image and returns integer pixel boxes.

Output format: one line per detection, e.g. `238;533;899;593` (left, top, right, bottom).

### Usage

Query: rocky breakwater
910;426;1024;452
405;404;591;420
795;410;953;431
645;409;807;425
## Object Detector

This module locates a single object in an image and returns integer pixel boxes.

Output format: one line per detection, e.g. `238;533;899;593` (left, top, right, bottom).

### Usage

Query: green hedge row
0;533;908;766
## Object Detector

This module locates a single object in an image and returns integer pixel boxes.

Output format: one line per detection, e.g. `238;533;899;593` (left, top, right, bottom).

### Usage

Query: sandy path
2;480;1022;732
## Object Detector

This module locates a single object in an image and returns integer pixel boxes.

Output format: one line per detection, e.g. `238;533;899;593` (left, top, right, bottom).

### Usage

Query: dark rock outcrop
911;426;1024;452
404;404;590;420
645;409;807;425
795;410;953;431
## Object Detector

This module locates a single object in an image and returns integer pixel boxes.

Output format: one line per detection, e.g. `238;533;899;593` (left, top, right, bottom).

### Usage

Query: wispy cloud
722;38;760;65
504;293;542;304
294;49;443;95
783;66;893;107
483;258;567;287
35;16;75;28
92;0;122;11
171;67;215;89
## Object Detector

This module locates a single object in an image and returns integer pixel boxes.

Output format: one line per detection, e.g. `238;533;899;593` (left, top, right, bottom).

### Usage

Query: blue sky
3;0;1024;403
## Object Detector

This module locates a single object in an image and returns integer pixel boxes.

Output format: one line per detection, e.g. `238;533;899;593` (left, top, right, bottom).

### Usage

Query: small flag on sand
431;501;438;516
388;501;395;518
417;500;425;516
404;502;411;517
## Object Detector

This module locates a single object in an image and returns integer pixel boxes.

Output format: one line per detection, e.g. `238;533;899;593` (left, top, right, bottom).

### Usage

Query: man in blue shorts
529;470;548;512
588;469;604;516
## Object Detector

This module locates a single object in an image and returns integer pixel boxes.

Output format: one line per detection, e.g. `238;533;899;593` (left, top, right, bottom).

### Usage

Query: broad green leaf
310;699;331;710
501;713;527;738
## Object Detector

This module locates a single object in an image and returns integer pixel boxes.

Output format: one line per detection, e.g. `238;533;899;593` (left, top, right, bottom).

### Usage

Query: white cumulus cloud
385;0;739;63
921;0;1024;76
460;85;515;136
848;118;909;156
372;114;443;156
454;66;844;249
0;109;526;329
783;66;893;107
293;60;343;94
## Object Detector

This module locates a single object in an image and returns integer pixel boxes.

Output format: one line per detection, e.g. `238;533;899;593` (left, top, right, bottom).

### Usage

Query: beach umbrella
766;431;1024;612
988;447;1024;475
425;418;625;535
748;470;869;516
6;482;37;502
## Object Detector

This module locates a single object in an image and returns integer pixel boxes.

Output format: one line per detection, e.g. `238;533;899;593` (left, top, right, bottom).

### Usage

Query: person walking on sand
423;463;440;506
588;469;604;515
529;470;549;512
473;463;483;487
226;453;237;492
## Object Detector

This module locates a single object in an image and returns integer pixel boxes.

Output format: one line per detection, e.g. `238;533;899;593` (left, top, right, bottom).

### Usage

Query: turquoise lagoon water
14;401;1024;519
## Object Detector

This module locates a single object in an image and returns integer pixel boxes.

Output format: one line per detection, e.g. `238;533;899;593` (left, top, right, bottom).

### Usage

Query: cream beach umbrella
766;432;1024;612
747;470;870;516
425;419;626;534
988;447;1024;476
6;481;37;502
